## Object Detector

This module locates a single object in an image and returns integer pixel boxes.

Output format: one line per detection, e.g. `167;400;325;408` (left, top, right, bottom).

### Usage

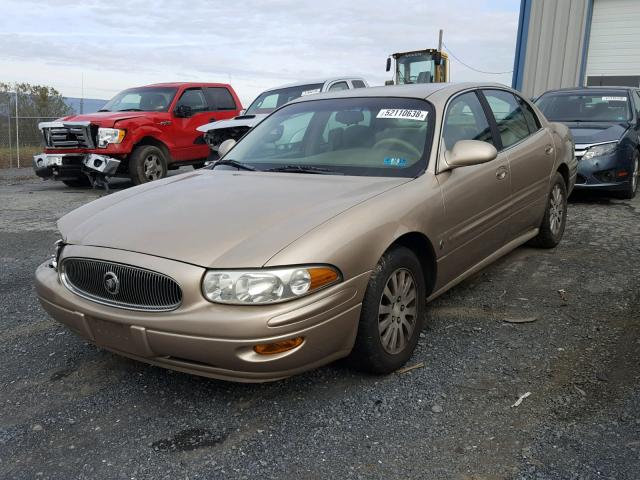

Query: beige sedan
35;83;577;382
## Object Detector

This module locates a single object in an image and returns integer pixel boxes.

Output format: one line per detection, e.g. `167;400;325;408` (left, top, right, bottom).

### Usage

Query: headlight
202;266;341;304
583;142;617;160
97;128;125;148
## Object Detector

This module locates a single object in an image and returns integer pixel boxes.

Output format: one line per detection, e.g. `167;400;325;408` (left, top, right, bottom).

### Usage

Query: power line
442;41;513;75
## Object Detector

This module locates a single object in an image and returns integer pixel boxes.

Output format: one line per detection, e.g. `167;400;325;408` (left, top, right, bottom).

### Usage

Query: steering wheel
373;138;421;158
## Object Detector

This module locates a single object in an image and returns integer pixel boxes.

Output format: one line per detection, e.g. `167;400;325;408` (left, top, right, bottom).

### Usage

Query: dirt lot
1;168;638;479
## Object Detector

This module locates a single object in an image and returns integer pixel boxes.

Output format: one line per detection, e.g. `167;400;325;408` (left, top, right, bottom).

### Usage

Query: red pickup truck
33;82;242;187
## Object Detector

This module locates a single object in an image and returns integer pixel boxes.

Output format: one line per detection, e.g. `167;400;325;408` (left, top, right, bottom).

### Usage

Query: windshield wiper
116;108;143;112
98;109;110;112
266;165;341;175
211;159;257;171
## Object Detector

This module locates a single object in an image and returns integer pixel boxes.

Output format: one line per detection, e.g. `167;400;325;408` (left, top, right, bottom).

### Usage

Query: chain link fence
0;113;58;169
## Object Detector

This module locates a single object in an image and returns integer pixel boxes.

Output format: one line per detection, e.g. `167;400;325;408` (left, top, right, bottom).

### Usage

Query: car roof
140;82;232;88
541;86;637;95
264;77;367;92
287;82;509;104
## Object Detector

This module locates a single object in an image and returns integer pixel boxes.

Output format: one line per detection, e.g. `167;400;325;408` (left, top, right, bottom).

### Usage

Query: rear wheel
615;151;638;199
62;176;91;188
129;145;168;185
529;172;567;249
350;246;426;374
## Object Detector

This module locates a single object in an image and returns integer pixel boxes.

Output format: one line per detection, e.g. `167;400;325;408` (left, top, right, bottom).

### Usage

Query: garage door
585;0;640;87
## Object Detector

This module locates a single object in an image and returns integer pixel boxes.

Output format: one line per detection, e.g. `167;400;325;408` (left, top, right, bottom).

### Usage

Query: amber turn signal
309;267;340;290
253;337;304;355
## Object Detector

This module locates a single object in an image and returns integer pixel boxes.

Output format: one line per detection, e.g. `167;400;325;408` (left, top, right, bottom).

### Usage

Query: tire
529;172;567;249
62;176;91;188
350;246;426;374
128;145;168;185
615;151;638;200
192;162;205;170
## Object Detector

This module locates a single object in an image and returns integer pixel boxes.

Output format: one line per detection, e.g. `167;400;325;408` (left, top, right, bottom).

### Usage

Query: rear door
436;90;512;283
480;89;554;239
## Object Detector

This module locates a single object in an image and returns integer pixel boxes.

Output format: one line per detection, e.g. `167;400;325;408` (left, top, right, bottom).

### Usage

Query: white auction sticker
301;88;321;96
376;109;428;121
602;96;627;101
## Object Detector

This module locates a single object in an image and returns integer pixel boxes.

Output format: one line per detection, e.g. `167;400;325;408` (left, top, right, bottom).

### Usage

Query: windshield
100;87;178;112
245;83;324;115
535;92;631;122
222;97;434;177
397;54;436;84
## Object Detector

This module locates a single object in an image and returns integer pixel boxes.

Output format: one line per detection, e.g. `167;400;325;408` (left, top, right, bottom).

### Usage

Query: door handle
545;145;554;155
496;167;508;180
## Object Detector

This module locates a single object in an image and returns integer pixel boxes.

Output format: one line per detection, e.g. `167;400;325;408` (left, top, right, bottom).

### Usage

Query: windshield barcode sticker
602;96;627;101
301;88;321;96
376;109;428;121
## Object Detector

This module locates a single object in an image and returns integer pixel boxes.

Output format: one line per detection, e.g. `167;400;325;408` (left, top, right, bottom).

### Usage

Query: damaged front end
34;121;122;189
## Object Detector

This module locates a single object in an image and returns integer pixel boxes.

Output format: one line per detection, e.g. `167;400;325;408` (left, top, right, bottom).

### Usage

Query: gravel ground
1;169;638;479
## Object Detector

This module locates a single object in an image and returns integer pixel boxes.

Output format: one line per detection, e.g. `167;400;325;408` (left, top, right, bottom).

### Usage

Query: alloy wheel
143;154;163;181
549;184;564;236
378;268;417;355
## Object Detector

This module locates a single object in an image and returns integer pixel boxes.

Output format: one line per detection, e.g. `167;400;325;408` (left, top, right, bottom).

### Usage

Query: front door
435;90;512;286
171;88;220;161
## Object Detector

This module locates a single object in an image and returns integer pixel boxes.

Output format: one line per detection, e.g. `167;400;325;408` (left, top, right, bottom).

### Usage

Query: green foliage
0;82;73;118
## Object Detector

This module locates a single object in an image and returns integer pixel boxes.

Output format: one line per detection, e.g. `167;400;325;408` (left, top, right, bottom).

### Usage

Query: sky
0;0;521;105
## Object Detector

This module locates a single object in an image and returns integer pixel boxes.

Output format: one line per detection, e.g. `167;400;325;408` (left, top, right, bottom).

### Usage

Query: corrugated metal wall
586;0;640;83
517;0;590;98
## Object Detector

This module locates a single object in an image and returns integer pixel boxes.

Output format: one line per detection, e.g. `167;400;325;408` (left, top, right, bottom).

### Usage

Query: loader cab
385;49;449;85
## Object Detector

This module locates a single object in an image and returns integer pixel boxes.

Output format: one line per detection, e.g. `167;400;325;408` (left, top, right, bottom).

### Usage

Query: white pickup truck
196;76;368;158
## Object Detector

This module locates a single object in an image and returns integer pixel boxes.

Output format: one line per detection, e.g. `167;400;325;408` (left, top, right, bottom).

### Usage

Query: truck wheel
62;176;91;188
350;246;426;374
129;145;168;185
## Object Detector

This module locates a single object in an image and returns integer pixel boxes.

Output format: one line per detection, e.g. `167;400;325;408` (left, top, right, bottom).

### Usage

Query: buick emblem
103;271;120;295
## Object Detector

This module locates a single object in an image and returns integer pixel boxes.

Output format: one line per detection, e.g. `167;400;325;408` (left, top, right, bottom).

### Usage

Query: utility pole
15;87;20;168
7;103;12;168
80;73;84;114
438;29;443;52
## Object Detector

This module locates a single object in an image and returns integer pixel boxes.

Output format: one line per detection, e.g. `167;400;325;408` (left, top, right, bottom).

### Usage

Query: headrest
335;110;364;125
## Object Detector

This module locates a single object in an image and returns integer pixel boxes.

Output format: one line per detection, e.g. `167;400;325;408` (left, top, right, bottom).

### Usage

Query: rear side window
328;81;349;92
517;97;541;133
176;88;208;113
442;91;494;150
204;87;237;111
482;90;530;148
352;80;367;89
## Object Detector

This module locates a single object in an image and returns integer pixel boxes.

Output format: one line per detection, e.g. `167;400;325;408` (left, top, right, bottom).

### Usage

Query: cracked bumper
33;153;121;180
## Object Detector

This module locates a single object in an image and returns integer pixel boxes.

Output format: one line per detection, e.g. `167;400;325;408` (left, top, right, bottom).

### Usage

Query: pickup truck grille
40;122;96;149
61;258;182;312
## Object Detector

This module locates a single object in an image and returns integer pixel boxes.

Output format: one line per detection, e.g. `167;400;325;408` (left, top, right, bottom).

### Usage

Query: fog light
253;337;304;355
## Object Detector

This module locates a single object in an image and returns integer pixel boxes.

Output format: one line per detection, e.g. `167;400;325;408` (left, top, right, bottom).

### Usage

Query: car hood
58;111;154;127
196;114;267;133
564;122;628;145
58;170;410;268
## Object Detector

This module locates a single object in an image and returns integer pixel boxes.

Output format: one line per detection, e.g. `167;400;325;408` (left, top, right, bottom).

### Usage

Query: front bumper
574;150;634;191
33;153;121;180
34;245;367;382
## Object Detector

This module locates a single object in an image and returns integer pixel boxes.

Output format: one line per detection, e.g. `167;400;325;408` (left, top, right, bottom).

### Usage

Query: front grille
61;258;182;311
41;122;95;149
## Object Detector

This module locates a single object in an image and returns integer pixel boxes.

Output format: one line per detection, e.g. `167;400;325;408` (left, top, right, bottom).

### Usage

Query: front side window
101;87;177;112
483;90;530;148
246;83;324;115
442;92;494;150
222;97;435;178
176;88;209;113
535;91;632;122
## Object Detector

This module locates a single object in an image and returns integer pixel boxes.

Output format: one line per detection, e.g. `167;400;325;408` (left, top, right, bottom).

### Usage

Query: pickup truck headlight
583;142;617;160
202;266;341;304
97;128;125;148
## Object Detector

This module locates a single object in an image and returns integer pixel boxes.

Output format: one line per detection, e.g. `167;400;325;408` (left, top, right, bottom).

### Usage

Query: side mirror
385;57;391;72
217;138;236;158
174;105;193;118
445;140;497;169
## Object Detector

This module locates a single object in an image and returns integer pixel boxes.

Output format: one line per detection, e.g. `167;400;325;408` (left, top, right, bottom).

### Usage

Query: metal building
512;0;640;98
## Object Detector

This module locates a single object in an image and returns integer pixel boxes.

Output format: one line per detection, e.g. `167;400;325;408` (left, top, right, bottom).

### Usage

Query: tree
0;82;73;118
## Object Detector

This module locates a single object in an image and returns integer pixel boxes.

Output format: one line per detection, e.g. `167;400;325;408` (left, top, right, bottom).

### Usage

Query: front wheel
350;246;426;374
128;145;168;185
529;172;567;248
615;151;638;199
